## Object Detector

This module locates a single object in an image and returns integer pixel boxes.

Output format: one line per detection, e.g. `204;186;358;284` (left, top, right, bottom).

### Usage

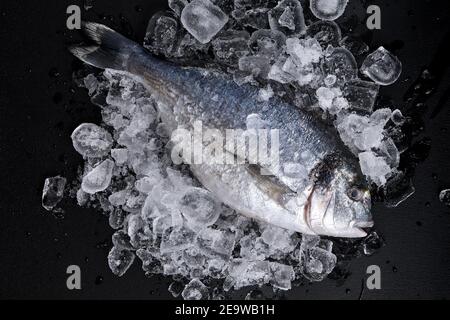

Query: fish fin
69;22;142;71
245;164;297;206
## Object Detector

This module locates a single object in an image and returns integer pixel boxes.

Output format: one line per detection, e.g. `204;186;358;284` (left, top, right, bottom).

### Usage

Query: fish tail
69;22;144;71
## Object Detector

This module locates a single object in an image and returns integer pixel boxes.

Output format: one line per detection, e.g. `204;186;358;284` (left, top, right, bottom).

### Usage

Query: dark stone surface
0;0;449;299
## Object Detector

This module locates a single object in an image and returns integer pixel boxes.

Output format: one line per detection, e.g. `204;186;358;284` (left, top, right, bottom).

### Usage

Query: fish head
306;157;373;238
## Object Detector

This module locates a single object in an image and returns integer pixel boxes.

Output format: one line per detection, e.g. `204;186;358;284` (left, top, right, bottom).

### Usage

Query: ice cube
111;148;128;166
324;47;357;85
195;228;236;258
358;151;392;186
391;109;406;126
299;235;337;282
268;0;306;36
144;13;180;57
212;30;250;65
360;47;402;86
160;226;196;254
285;37;323;66
112;230;134;250
179;187;221;231
226;259;271;289
249;29;286;61
71;123;114;158
258;85;274;102
238;55;271;78
269;262;294;290
42;176;67;211
439;189;450;207
343;79;379;114
324;74;337;87
107;246;135;277
306;21;342;48
210;0;234;14
181;0;229;44
181;278;209;300
310;0;349;21
81;159;115;194
378;138;400;168
168;281;184;298
128;214;153;248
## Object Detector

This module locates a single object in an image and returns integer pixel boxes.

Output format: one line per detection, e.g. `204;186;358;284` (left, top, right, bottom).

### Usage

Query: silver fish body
71;22;373;238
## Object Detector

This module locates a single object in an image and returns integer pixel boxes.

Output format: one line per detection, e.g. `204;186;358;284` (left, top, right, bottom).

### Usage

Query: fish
70;22;373;238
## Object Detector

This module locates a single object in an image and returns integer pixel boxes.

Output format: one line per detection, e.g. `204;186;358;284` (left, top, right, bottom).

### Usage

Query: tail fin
69;22;142;71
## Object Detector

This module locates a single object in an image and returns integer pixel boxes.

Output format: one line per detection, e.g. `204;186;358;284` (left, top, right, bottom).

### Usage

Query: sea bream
70;22;374;238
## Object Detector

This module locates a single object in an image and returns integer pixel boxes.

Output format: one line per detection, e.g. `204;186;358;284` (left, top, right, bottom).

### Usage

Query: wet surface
1;0;450;299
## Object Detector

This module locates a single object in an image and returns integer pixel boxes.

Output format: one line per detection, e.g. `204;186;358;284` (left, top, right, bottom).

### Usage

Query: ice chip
268;0;306;35
339;36;369;59
310;0;349;21
362;231;385;256
439;189;450;207
182;278;209;300
181;0;229;44
361;47;402;86
180;187;221;230
107;246;135;277
42;176;67;211
299;235;336;282
169;0;188;16
382;171;415;207
144;13;180;57
112;230;134;250
71;123;113;158
249;29;286;60
81;159;115;194
269;262;295;290
246;113;269;129
306;21;342;48
391;109;406;126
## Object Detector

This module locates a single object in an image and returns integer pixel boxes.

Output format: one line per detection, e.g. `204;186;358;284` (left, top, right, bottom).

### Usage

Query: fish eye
348;187;364;201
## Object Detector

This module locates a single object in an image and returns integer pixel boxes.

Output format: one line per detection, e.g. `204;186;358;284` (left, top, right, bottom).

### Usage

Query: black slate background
0;0;449;299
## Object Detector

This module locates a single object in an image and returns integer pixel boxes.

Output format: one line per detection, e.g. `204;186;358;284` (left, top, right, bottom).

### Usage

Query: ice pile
42;176;67;213
44;0;412;299
66;69;341;298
